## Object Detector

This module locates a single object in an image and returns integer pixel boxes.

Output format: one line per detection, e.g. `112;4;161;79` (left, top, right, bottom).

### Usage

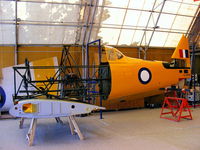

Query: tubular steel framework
13;41;109;119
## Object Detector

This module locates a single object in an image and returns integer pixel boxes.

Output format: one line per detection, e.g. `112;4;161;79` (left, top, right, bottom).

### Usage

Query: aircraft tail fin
171;35;190;67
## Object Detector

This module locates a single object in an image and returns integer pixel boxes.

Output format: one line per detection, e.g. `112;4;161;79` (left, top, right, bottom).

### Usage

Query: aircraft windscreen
104;46;124;61
116;50;123;59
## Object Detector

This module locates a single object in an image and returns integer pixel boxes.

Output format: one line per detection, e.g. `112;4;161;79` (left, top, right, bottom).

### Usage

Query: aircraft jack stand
55;117;64;124
26;118;37;146
160;97;193;122
19;118;25;129
68;116;84;140
19;116;84;146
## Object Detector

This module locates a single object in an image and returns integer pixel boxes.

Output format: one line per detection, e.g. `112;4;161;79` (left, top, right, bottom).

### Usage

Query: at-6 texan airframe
0;35;191;117
99;35;191;101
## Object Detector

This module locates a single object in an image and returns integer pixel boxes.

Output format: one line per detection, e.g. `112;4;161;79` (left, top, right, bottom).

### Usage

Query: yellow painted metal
22;103;37;113
104;36;191;100
171;35;190;67
32;57;58;95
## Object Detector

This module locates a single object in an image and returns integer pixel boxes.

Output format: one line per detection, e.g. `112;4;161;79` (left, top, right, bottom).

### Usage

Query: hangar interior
1;0;200;109
0;0;200;149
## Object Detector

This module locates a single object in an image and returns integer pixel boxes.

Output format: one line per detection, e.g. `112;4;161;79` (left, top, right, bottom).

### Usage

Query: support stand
55;117;63;124
26;118;37;146
68;116;84;140
19;118;25;129
160;97;193;122
24;116;84;146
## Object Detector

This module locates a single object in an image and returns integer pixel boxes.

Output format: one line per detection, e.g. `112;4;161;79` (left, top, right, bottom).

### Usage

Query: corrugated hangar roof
0;0;199;47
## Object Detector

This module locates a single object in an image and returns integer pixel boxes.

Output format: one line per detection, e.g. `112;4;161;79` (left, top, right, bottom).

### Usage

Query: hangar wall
0;46;174;69
0;47;15;70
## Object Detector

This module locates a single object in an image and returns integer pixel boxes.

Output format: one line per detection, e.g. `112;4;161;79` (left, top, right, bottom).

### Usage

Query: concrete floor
0;108;200;150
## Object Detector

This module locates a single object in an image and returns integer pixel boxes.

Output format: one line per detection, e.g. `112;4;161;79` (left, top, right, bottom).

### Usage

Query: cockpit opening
162;59;189;69
98;62;111;100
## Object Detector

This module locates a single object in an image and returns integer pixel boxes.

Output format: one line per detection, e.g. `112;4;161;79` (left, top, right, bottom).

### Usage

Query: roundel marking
138;68;152;84
0;86;6;108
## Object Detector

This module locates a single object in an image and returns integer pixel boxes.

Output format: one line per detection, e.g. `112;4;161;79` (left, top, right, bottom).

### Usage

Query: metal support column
116;0;131;45
191;43;197;108
81;0;93;83
86;39;103;119
138;0;158;59
97;41;103;119
85;0;99;80
80;0;99;103
139;0;167;59
14;0;18;65
145;0;167;50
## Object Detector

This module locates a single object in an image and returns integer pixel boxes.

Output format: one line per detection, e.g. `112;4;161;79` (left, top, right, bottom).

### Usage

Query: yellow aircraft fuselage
99;35;191;100
108;54;190;100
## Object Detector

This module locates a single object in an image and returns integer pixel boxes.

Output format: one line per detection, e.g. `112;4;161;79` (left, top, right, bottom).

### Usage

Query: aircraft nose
0;86;6;108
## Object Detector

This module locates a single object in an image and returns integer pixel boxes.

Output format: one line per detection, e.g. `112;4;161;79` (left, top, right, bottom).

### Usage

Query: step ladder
160;97;192;122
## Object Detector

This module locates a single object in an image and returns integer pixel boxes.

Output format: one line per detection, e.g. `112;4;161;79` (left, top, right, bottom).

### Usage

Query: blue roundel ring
0;86;6;108
138;67;152;84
